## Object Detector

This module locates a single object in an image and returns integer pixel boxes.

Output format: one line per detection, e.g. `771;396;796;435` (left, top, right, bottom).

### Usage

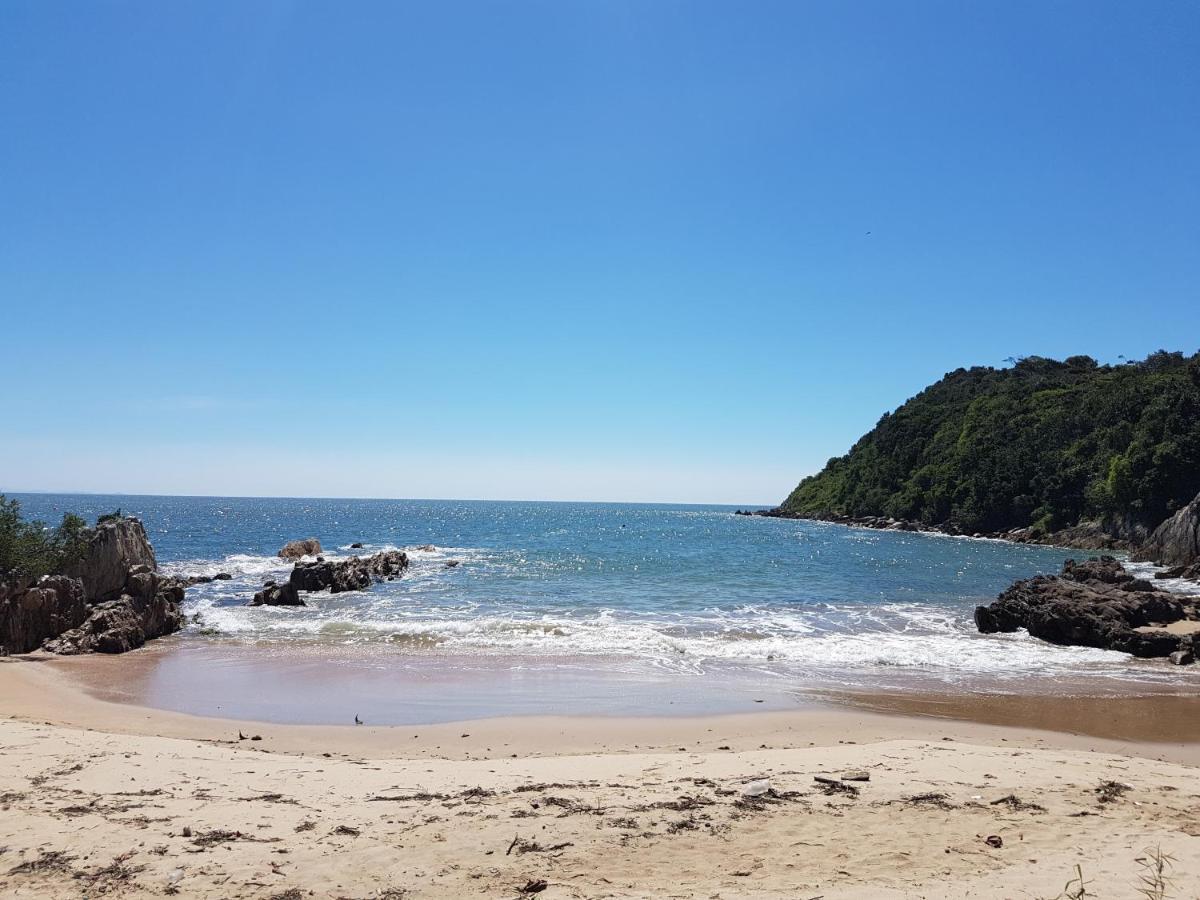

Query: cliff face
0;518;182;655
1134;493;1200;568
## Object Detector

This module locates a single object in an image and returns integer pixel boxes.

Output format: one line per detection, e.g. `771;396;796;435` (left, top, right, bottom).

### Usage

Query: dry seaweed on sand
79;851;146;887
990;793;1047;813
507;834;573;855
7;849;76;876
189;828;279;847
899;792;956;810
816;779;859;798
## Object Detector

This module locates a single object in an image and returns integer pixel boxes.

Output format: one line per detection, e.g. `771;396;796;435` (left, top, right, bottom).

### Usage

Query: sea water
14;493;1198;701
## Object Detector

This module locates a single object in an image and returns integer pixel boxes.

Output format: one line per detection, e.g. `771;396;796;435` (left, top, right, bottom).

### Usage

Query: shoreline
3;655;1200;898
5;653;1200;765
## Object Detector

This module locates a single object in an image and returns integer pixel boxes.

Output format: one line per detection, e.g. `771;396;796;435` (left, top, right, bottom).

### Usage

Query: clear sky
2;1;1198;504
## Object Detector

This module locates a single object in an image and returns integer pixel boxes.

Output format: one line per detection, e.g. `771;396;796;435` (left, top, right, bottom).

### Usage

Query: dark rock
278;538;322;560
1169;648;1195;666
975;556;1200;659
445;559;461;568
1134;493;1200;568
350;542;364;549
214;572;232;580
249;581;304;607
288;550;409;595
0;575;89;655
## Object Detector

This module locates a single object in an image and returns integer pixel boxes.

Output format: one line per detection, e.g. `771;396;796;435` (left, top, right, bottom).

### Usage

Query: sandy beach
2;656;1199;899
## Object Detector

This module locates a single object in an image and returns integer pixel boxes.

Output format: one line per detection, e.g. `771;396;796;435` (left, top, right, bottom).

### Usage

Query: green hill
779;351;1200;537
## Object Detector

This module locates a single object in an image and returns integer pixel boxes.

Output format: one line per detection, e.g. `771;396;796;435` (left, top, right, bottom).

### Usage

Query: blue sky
2;1;1198;503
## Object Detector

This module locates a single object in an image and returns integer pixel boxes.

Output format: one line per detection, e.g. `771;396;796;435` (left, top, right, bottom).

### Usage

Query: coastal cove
6;493;1200;728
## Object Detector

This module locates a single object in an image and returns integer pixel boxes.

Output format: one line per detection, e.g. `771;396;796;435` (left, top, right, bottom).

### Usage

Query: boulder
0;575;89;655
1134;493;1200;568
249;580;305;607
278;539;322;560
975;556;1200;659
64;518;157;601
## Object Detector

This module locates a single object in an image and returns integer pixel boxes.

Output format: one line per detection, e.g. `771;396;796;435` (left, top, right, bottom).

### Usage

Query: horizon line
1;488;777;509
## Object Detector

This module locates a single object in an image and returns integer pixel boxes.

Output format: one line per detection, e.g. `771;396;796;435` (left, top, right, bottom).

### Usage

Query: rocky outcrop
249;580;304;607
287;550;408;596
64;518;157;601
0;575;89;654
1134;493;1200;569
975;557;1200;661
44;565;185;654
279;539;322;560
1;518;184;655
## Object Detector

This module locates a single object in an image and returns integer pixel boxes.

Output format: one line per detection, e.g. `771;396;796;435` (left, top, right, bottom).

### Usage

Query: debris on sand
742;779;771;798
519;879;549;894
1096;781;1132;804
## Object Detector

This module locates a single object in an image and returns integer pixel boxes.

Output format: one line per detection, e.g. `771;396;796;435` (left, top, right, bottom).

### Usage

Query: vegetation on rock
0;496;118;580
781;351;1200;536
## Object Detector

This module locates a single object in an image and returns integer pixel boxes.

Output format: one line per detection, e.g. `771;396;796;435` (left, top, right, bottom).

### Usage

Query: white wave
180;597;1194;682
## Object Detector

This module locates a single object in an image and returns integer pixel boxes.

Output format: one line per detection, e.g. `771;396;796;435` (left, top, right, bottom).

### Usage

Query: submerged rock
250;580;305;607
278;538;322;560
975;556;1200;660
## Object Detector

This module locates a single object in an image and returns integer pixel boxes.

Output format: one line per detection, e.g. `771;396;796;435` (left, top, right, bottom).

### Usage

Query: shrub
0;496;99;581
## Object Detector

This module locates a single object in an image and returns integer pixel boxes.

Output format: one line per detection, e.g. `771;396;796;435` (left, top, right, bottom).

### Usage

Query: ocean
12;493;1199;723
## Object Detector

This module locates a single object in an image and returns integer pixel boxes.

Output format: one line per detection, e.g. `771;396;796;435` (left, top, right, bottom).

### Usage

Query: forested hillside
780;351;1200;536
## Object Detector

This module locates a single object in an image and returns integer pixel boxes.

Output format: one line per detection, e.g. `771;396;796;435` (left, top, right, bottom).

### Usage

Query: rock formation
286;550;409;595
1;518;184;655
1134;493;1200;569
278;538;322;560
975;557;1199;661
64;517;157;601
44;564;185;654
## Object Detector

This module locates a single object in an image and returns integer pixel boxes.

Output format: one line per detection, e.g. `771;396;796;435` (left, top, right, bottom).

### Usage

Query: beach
3;656;1200;899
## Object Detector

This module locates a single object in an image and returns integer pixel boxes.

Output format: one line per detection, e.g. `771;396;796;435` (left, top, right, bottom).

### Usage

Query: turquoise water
13;494;1196;691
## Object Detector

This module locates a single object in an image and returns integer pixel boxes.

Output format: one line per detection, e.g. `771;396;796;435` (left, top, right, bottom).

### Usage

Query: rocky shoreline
742;492;1200;664
975;556;1199;664
741;488;1200;565
1;523;415;653
738;507;1147;551
1;518;184;655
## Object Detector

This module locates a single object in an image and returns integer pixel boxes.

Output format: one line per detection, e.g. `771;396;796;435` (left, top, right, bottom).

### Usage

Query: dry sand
2;657;1199;899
